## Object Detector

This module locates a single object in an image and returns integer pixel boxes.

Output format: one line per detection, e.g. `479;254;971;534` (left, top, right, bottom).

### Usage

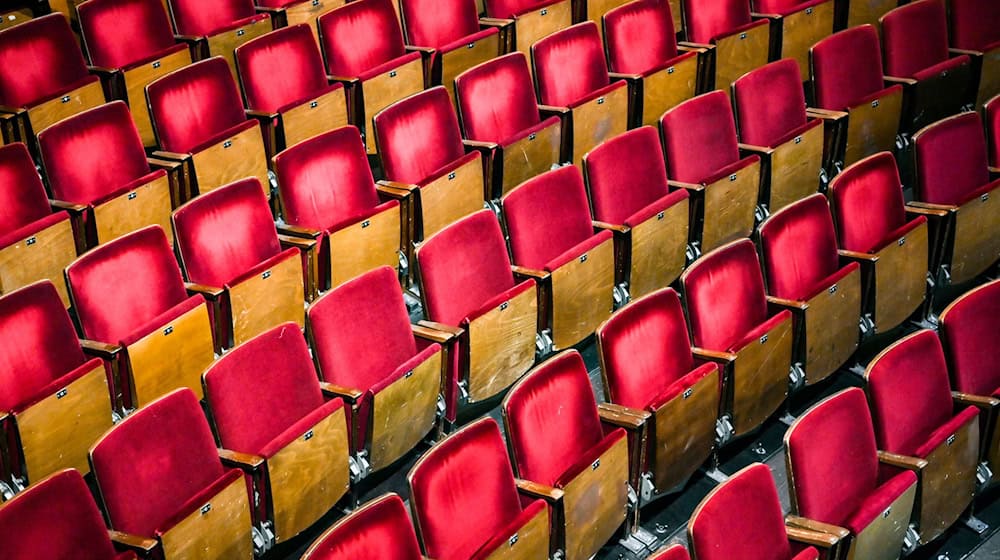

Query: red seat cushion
940;280;1000;396
914;112;992;205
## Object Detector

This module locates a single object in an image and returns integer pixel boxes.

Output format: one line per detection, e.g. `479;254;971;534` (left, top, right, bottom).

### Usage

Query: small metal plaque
201;503;212;515
667;66;675;74
152;61;161;69
509;534;519;546
883;507;891;518
404;370;414;379
56;388;68;399
389;70;397;78
128;191;138;200
806;7;813;14
237;29;245;37
540;8;548;15
740;32;747;39
729;174;737;182
304;429;314;441
25;236;36;246
61;95;71;103
872;99;880;108
310;101;319;109
579;253;588;263
468;42;475;49
829;284;838;294
760;334;768;344
361;220;371;228
794;136;802;144
947;434;956;445
262;270;272;279
657;211;665;220
448;172;456;180
164;325;174;336
528;133;536;141
898;237;906;246
683;388;693;399
597;97;605;105
223;140;233;149
591;458;601;470
982;193;990;202
499;301;509;311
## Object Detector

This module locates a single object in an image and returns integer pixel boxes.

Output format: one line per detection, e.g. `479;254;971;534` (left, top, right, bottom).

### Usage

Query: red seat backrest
318;0;407;77
0;13;92;108
914;112;991;205
660;90;742;184
827;152;908;253
304;493;423;560
948;0;1000;51
584;126;672;225
682;0;752;43
0;143;53;235
733;58;809;147
811;25;887;111
604;0;679;75
485;0;557;19
881;0;951;78
79;0;178;69
758;194;841;301
167;0;256;36
532;22;611;107
940;280;1000;396
374;87;467;185
401;0;481;47
455;53;542;144
237;24;334;114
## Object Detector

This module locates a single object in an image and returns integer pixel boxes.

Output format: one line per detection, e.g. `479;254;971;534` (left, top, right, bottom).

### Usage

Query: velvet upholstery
682;0;753;43
940;280;1000;396
913;112;992;205
38;101;156;205
0;143;57;237
0;469;133;560
989;96;1000;168
79;0;183;69
786;388;918;530
604;0;679;75
318;0;410;78
90;388;236;536
166;0;258;36
754;0;828;15
531;22;613;107
690;463;816;560
374;87;467;185
660;91;750;183
758;194;843;301
733;59;811;147
948;0;1000;51
146;57;248;153
811;25;892;111
486;0;563;19
303;494;423;560
409;417;545;560
455;53;543;143
172;178;282;288
400;0;482;47
236;24;342;114
0;14;98;109
881;0;963;79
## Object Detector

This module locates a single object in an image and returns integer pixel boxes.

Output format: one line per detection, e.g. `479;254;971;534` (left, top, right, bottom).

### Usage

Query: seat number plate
760;334;768;344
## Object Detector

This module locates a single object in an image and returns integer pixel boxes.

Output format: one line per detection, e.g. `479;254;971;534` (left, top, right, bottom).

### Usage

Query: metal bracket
397;249;409;280
937;264;951;287
251;521;275;555
535;329;554;359
859;313;876;339
613;282;631;310
348;452;371;483
686;241;702;263
963;514;989;534
715;414;734;446
788;362;806;392
754;203;770;224
977;462;993;494
902;523;920;554
819;167;831;192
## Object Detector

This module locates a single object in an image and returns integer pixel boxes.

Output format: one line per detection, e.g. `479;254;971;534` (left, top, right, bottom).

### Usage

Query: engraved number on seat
262;270;272;280
829;284;838;294
56;388;68;399
201;503;212;515
683;388;693;399
164;325;174;336
760;334;768;344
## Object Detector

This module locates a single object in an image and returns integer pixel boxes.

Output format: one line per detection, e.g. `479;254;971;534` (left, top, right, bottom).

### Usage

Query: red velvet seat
784;387;918;560
0;13;105;150
0;281;114;493
502;350;630;560
455;52;563;199
408;417;551;560
502;165;616;350
172;178;308;350
827;151;929;333
583;126;690;299
530;21;629;166
688;463;826;560
865;329;981;546
809;25;904;169
307;266;450;479
301;493;423;560
146;56;270;199
680;0;771;93
948;0;1000;107
78;0;192;148
0;143;78;306
939;279;1000;487
659;90;761;255
90;388;254;559
273;126;407;290
989;94;1000;168
0;469;135;560
318;0;427;155
603;0;702;127
751;0;834;79
881;0;973;132
732;59;825;214
165;0;272;75
648;543;691;560
484;0;573;55
37;102;177;248
203;323;351;547
596;288;722;498
910;111;1000;285
415;210;538;422
65;226;215;411
679;239;793;437
374;86;485;240
254;0;343;33
758;194;862;385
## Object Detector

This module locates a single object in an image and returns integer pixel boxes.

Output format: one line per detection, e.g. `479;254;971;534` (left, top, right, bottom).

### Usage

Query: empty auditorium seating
37;102;178;248
172;178;311;349
910;112;999;285
948;0;1000;107
77;0;193;148
235;24;349;159
90;388;254;559
318;0;427;155
146;57;270;199
165;0;272;75
502;350;630;560
784;387;918;560
827;152;929;333
0;469;135;560
596;288;721;499
752;0;835;78
65;226;215;411
0;14;105;149
307;266;449;479
680;0;771;93
455;52;563;199
689;463;834;560
809;24;903;170
0;143;78;306
939;279;1000;487
880;0;973;132
254;0;343;32
583;126;689;300
0;281;115;491
732;59;824;214
484;0;573;55
680;239;793;437
758;194;862;385
602;0;702;128
203;323;351;547
503;165;616;350
415;210;538;423
865;329;980;546
408;417;552;560
660;90;760;255
301;493;423;559
374;86;485;240
531;22;629;166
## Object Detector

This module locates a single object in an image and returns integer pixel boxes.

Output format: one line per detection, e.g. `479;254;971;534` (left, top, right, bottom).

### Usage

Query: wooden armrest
80;339;123;360
173;34;203;45
412;323;460;344
598;402;650;429
319;381;364;403
463;139;497;152
246;108;278;121
406;45;436;56
0;104;25;115
185;282;225;299
218;448;265;470
608;71;642;83
677;43;710;54
511;265;550;282
254;6;283;15
766;295;808;311
275;223;322;239
751;11;782;20
950;47;982;57
877;450;928;472
147;157;182;172
667;179;705;192
376;179;418;195
837;249;878;263
49;199;87;213
88;65;119;77
678;41;715;50
785;525;842;548
327;74;360;87
990;167;1000;179
109;530;159;555
593;220;629;234
277;233;318;251
151;150;191;162
884;76;918;86
738;142;775;156
906;201;955;213
537;104;570;119
785;515;851;539
479;16;514;28
417;320;464;338
691;347;736;363
515;478;564;502
952;391;1000;410
805;108;848;120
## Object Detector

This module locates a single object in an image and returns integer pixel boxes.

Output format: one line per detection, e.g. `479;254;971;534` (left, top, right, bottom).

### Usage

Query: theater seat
784;388;918;560
165;0;272;76
751;0;834;79
484;0;573;55
989;94;1000;169
255;0;343;33
502;350;630;560
948;0;1000;107
680;0;771;94
301;493;423;560
865;329;981;546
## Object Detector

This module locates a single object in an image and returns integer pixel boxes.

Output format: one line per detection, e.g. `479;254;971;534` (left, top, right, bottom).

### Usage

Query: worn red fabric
584;126;674;225
881;0;956;78
455;53;542;143
989;96;1000;168
754;0;828;16
604;0;678;74
682;0;759;42
949;0;1000;51
758;194;843;301
0;469;133;560
172;178;282;287
660;91;744;183
649;544;691;560
940;281;1000;395
167;0;259;36
374;87;467;185
811;25;892;110
827;152;912;253
400;0;481;47
914;112;992;205
304;494;422;559
485;0;563;19
79;0;184;69
733;59;810;147
532;22;612;107
0;143;55;235
318;0;408;77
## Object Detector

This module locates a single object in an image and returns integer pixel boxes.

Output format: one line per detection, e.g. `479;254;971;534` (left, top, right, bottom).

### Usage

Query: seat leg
963;514;989;535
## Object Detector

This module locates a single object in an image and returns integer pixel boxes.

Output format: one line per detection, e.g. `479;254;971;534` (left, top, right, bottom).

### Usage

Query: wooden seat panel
766;121;824;212
699;159;760;253
26;80;105;138
914;418;979;545
190;124;270;196
228;253;305;346
497;120;562;198
628;196;689;299
561;435;629;560
0;220;76;307
650;367;719;493
92;173;173;245
713;23;770;95
327;205;401;289
731;315;791;436
842;88;903;167
417;154;485;239
467;285;537;403
158;474;253;560
801;266;861;385
280;87;351;150
549;237;615;350
871;220;927;332
639;54;699;127
361;57;425;154
512;0;572;55
369;349;441;470
569;84;629;166
205;18;273;79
